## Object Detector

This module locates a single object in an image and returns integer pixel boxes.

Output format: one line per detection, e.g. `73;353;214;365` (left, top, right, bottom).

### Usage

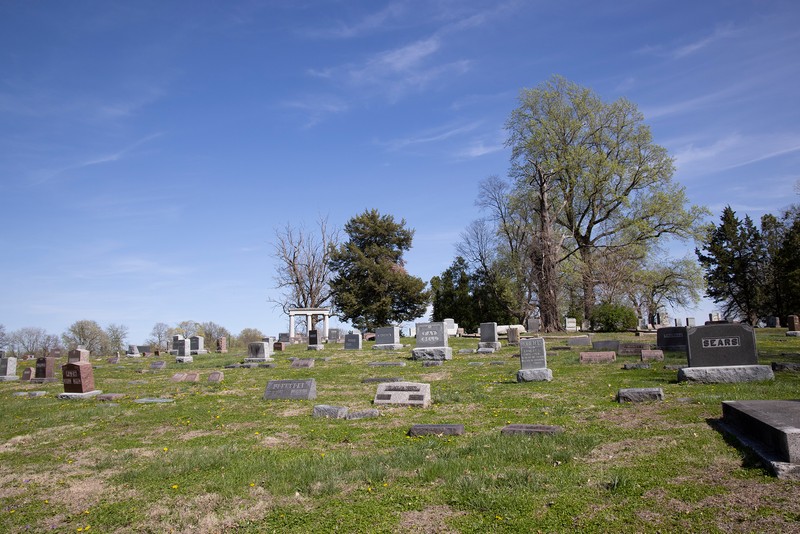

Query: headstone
327;328;342;343
678;366;774;383
263;379;317;400
344;333;363;350
788;315;800;332
183;372;200;382
313;405;348;419
368;361;406;367
278;332;291;343
641;349;664;361
579;351;616;363
686;323;758;367
373;327;403;350
292;358;315;368
422;361;442;367
246;342;274;363
657;327;688;352
564;318;578;332
478;322;501;351
177;338;191;357
567;336;591;347
622;362;650;370
33;357;57;383
307;329;324;351
507;327;520;345
346;409;380;420
170;372;187;382
617;388;664;403
581;320;591;332
137;345;152;355
686;317;696;327
125;345;141;358
443;318;458;337
190;336;207;354
709;312;721;322
68;348;90;363
772;362;800;372
61;362;96;394
170;335;184;355
216;337;228;353
151;361;167;370
175;355;193;364
361;377;402;383
408;424;464;437
618;342;652;356
411;322;452;361
526;317;540;334
517;338;552;382
208;371;224;383
373;381;431;407
273;342;286;352
500;424;563;436
0;356;19;381
674;318;684;327
21;367;33;381
592;340;620;352
107;356;120;364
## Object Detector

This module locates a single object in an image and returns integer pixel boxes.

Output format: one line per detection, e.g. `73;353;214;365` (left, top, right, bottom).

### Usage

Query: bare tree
62;320;108;354
0;324;7;351
172;321;200;338
270;215;339;313
105;323;129;353
148;322;171;350
12;327;51;356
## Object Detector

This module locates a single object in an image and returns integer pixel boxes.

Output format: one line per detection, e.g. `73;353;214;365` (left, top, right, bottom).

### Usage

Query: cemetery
1;328;799;532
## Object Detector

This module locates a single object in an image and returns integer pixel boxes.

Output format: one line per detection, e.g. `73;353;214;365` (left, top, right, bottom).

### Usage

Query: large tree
148;322;171;350
627;257;704;326
62;320;109;354
506;76;707;322
328;209;429;332
105;323;129;353
270;216;338;312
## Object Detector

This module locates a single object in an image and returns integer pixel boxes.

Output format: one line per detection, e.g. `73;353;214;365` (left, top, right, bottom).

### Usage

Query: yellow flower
255;431;260;435
250;483;255;487
163;447;168;452
171;484;179;489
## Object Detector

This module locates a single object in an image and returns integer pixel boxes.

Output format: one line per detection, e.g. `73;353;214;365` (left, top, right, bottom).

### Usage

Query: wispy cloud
454;140;504;159
672;133;800;176
281;95;350;127
301;3;407;39
380;121;481;151
637;23;737;60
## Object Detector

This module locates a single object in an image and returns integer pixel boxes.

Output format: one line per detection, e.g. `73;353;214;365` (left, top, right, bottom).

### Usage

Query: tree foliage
105;323;129;353
329;209;429;332
148;322;171;350
62;320;109;355
590;302;638;332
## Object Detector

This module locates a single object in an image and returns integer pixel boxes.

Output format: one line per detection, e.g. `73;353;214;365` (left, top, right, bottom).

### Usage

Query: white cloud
672;133;800;176
381;121;481;150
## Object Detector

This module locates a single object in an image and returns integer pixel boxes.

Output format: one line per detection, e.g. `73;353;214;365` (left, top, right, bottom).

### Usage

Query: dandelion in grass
171;484;179;490
163;447;168;452
250;482;255;487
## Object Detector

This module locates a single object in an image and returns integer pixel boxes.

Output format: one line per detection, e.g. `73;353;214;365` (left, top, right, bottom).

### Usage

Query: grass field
2;329;799;533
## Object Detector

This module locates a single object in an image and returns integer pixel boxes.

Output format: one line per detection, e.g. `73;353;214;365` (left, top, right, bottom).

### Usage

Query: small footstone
476;348;495;354
368;361;406;367
501;424;563;436
134;398;174;404
616;388;664;403
786;331;800;337
13;391;47;398
623;362;651;370
458;349;476;354
224;363;241;369
408;424;464;437
98;393;126;402
772;362;800;372
678;365;774;383
516;369;553;382
422;361;442;367
468;362;484;366
313;405;348;419
346;409;380;420
361;377;402;384
258;363;276;368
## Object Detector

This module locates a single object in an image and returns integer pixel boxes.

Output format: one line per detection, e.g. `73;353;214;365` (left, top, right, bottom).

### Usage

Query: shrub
590;302;638;332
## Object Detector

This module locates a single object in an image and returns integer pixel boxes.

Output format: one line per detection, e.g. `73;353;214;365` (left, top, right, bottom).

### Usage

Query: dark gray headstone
416;322;448;348
313;405;348;418
278;332;291;343
308;329;319;345
617;388;664;403
519;338;546;370
721;400;800;464
657;327;688;351
327;329;342;343
344;333;362;350
686;324;758;367
592;340;620;352
263;379;317;400
375;327;400;345
568;336;591;347
480;322;498;343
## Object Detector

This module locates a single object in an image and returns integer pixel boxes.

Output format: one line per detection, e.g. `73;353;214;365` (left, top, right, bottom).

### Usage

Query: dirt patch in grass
257;432;296;448
583;436;678;466
398;504;465;533
0;433;33;453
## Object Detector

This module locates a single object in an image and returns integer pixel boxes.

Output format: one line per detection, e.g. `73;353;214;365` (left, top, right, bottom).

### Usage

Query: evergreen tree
329;209;429;332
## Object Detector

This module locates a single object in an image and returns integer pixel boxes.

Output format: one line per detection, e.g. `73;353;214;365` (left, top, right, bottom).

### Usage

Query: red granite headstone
61;362;95;393
34;357;56;381
68;348;90;363
788;315;800;332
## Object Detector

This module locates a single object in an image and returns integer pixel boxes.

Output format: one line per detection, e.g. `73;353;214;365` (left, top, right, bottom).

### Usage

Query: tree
775;214;800;316
10;327;50;356
105;323;129;353
237;328;264;348
628;257;704;325
0;324;7;351
270;216;338;313
199;321;230;342
148;322;171;350
62;320;109;354
696;206;764;324
328;209;429;331
172;321;199;338
506;76;707;321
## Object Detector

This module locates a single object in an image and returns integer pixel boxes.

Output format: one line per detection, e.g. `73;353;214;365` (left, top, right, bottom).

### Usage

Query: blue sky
2;1;799;344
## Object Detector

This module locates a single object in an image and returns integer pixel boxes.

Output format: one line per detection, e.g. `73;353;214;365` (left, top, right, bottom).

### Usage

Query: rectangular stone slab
519;338;546;370
579;351;616;363
373;381;430;407
686;324;758;367
722;400;800;464
500;424;563;436
657;327;688;351
263;379;317;400
618;342;652;356
408;424;464;437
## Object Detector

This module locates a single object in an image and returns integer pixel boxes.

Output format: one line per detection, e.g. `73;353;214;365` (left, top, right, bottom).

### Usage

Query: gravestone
408;424;464;437
190;335;208;354
444;318;458;337
21;367;33;381
307;329;324;351
216;337;228;353
788;315;800;332
151;361;167;370
411;322;452;361
517;338;552;382
107;355;120;364
32;357;57;383
327;328;342;343
246;342;274;363
175;355;193;364
273;342;286;352
618;342;652;356
0;356;18;381
373;381;431;408
171;373;187;382
709;312;722;322
344;333;363;350
766;316;781;328
657;327;688;352
208;371;224;383
263;379;317;400
177;338;191;357
313;405;348;419
292;358;315;368
564;318;578;332
373;327;403;350
500;424;563;436
68;348;90;363
507;327;520;345
125;345;141;358
592;340;620;352
568;336;591;347
641;349;664;361
526;317;541;334
278;332;291;343
137;345;152;355
478;322;501;351
579;351;616;363
183;372;200;382
61;362;99;395
686;323;758;367
674;318;684;327
617;388;664;403
170;335;184;355
686;317;696;327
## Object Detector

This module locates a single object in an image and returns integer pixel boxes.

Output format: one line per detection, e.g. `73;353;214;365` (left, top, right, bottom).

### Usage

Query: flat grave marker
579;351;616;363
373;381;431;408
263;379;317;400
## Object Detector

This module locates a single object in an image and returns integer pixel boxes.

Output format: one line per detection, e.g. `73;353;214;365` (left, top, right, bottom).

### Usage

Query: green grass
1;331;799;532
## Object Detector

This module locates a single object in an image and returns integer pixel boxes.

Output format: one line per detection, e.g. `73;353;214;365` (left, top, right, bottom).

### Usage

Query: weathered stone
313;405;348;419
368;361;406;367
686;324;758;367
373;327;403;350
0;356;18;381
408;424;464;437
344;334;363;350
618;342;652;356
616;388;664;402
579;351;616;363
592;340;620;352
422;361;442;367
412;322;452;360
20;367;33;381
292;358;316;368
623;362;651;370
516;368;553;382
134;397;174;404
458;349;476;354
62;362;95;393
13;391;47;397
657;327;688;351
519;338;547;370
501;424;563;436
568;336;591;347
208;371;224;383
467;362;484;366
410;347;452;361
476;348;495;354
664;364;687;370
263;379;317;400
677;365;774;383
361;377;402;383
772;362;800;372
786;331;800;337
150;361;167;370
373;381;431;407
175;356;193;364
97;393;126;401
346;409;380;420
641;349;664;361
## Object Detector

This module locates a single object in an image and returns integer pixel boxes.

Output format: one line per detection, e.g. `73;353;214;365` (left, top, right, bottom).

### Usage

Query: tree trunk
580;247;595;321
535;174;562;332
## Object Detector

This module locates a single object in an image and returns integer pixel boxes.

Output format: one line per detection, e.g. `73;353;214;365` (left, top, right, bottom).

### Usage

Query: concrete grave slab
263;379;317;400
373;381;431;407
408;424;464;437
616;388;664;402
500;424;563;436
678;365;774;383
